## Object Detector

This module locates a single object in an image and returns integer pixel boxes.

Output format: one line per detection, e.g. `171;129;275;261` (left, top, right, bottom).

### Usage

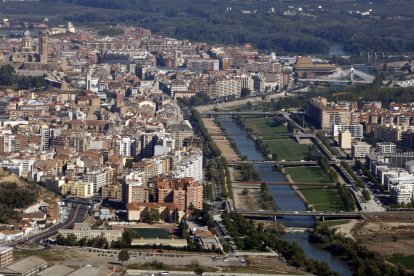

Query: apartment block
306;97;351;129
0;247;13;268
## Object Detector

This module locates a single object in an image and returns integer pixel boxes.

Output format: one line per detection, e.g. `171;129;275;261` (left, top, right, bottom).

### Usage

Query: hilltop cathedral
9;30;48;64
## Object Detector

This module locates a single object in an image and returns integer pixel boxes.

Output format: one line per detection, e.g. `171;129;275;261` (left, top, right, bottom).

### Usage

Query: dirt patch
232;186;261;210
332;219;359;240
221;256;306;275
352;213;414;258
202;118;240;162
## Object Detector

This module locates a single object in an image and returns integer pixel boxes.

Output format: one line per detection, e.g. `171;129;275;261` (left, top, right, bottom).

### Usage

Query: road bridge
297;67;375;84
237;209;364;220
228;160;337;166
201;111;280;116
233;181;336;186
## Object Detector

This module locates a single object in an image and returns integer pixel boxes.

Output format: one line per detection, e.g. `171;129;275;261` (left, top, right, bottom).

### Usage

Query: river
215;115;352;276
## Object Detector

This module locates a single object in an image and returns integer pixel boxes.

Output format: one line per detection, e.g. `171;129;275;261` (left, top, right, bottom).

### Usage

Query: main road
6;201;89;247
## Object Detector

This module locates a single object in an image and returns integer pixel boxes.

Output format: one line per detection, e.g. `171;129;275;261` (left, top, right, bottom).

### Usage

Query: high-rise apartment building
156;177;203;211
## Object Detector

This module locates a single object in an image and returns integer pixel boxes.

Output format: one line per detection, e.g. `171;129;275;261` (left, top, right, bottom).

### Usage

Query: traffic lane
8;203;87;246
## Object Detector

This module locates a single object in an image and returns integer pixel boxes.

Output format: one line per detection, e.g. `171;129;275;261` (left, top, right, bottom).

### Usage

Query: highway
6;201;88;247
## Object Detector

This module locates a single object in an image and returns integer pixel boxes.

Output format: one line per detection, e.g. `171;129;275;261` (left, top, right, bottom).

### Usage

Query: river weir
215;114;352;276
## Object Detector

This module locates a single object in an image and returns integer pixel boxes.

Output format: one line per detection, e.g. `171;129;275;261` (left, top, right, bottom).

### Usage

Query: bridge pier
273;215;277;222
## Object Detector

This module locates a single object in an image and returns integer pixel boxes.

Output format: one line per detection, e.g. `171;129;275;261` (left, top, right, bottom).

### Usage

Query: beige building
0;247;13;268
58;228;123;244
131;237;187;248
60;181;93;198
339;130;352;150
352;142;371;159
374;124;414;143
0;256;47;276
306;97;352;129
127;202;184;222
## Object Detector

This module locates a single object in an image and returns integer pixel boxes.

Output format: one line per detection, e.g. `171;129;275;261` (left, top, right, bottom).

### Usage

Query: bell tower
39;30;48;64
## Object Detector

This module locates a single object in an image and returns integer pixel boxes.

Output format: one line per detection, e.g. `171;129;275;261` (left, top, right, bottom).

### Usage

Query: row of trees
0;65;46;90
260;182;276;210
341;161;375;201
239;164;260;182
191;110;233;199
56;233;109;248
355;160;385;192
222;213;337;275
309;225;409;276
318;156;338;183
336;183;357;211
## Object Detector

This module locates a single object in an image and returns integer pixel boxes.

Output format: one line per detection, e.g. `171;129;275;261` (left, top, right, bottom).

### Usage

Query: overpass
237;209;364;220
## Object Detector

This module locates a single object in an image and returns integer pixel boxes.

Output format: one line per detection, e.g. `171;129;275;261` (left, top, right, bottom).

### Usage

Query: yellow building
60;181;93;198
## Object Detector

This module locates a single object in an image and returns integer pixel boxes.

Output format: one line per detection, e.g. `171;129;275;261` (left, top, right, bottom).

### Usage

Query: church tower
39;30;48;64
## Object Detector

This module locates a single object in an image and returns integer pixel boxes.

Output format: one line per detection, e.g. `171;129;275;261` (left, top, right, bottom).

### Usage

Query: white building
352;142;371;159
82;170;108;193
388;175;414;204
376;142;397;154
173;153;203;182
119;137;137;157
333;124;363;139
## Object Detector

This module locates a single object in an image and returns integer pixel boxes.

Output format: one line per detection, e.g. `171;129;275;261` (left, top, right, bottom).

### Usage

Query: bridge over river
237;209;364;220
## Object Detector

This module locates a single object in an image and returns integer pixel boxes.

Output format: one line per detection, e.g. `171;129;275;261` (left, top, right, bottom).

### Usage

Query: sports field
244;117;289;139
286;167;331;183
130;228;170;239
264;139;309;161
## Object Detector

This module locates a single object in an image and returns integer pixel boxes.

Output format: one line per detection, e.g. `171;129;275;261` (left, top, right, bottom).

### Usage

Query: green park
286;167;345;212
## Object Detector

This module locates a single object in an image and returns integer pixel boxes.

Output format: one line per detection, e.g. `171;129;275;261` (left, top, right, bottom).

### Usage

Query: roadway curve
7;202;88;247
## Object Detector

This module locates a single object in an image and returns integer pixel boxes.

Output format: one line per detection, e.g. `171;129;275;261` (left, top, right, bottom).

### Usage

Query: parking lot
58;247;243;268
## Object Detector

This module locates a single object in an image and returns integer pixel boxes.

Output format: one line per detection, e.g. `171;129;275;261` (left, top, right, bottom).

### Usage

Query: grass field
264;139;309;161
244;117;289;139
296;185;346;212
130;228;170;239
286;167;331;183
387;255;414;270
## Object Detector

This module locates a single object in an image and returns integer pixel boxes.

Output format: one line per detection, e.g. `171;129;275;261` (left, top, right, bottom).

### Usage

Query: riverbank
215;114;353;275
201;117;240;162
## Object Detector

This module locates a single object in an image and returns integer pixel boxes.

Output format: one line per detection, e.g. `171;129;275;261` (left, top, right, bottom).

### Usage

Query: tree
118;249;129;267
194;266;204;275
241;88;251;97
142;208;160;223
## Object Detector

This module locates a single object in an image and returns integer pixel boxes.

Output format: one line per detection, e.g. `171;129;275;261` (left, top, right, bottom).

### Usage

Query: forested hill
38;0;414;55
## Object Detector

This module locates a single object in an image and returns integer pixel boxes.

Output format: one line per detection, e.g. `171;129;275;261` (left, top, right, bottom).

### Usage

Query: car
294;211;299;214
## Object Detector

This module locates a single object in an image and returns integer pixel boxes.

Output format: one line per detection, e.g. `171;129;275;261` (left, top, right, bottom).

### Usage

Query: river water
215;115;352;276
